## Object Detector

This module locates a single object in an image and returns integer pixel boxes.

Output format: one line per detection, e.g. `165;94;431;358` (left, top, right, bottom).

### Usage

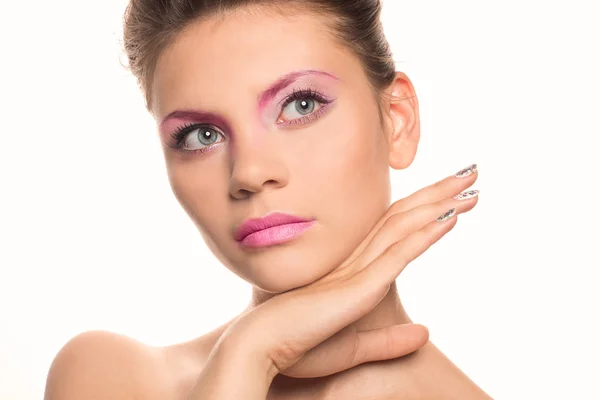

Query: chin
236;240;335;294
223;233;346;293
202;222;355;294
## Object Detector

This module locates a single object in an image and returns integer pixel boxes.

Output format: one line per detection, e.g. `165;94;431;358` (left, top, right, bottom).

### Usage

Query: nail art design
453;189;480;200
437;208;456;222
455;163;478;178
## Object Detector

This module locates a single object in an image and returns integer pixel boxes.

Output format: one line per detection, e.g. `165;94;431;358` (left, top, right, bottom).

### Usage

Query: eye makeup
169;123;227;156
257;69;340;113
275;86;335;127
259;70;340;124
159;69;340;155
160;111;232;156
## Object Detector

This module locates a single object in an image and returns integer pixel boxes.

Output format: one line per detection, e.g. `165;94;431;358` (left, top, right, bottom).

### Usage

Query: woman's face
151;8;395;293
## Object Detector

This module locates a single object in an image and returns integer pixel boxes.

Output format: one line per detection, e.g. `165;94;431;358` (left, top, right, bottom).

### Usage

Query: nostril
231;188;252;200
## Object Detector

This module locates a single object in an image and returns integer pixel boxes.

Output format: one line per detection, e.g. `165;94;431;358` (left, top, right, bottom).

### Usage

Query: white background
1;1;598;399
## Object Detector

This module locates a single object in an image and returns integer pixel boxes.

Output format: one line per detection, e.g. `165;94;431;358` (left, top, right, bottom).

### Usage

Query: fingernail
453;189;480;200
437;208;456;222
455;163;477;178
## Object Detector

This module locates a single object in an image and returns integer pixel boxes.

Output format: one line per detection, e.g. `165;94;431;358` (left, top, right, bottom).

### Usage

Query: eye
277;88;334;126
170;124;226;152
279;98;319;121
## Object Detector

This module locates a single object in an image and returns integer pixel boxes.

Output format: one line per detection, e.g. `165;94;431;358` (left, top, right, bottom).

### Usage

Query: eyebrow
257;69;339;110
159;69;339;128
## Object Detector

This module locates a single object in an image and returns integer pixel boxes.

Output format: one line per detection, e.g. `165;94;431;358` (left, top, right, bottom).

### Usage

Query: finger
261;213;457;371
358;209;459;297
357;190;478;269
282;211;458;347
367;167;478;244
340;166;478;269
351;323;430;366
390;164;478;215
280;324;429;378
291;211;458;348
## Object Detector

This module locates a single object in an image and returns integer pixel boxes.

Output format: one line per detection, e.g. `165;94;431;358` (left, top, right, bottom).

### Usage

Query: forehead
151;8;360;118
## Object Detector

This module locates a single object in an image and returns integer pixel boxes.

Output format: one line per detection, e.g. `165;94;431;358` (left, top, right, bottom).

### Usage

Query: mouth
234;212;316;248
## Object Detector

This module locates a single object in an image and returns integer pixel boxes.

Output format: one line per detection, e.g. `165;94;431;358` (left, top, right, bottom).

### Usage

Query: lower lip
239;221;316;248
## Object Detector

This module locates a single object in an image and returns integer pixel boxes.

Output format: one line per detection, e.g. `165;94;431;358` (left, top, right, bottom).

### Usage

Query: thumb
353;323;429;366
280;323;429;378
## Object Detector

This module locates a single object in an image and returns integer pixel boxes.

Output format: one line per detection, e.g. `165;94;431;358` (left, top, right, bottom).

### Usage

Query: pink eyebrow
257;69;339;111
159;69;339;129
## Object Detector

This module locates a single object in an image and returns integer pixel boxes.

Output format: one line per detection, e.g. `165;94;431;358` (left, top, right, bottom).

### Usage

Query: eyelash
168;87;335;155
168;122;220;156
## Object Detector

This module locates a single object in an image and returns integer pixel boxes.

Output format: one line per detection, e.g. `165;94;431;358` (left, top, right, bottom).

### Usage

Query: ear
382;72;421;170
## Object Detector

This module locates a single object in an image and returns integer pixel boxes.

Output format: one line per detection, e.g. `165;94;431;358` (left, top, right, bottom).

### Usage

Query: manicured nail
453;189;480;200
455;163;477;178
437;208;456;222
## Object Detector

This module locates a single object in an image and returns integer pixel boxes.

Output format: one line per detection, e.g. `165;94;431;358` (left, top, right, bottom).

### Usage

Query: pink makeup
159;111;234;142
158;69;341;151
257;69;340;113
234;212;317;248
238;222;316;248
259;71;340;125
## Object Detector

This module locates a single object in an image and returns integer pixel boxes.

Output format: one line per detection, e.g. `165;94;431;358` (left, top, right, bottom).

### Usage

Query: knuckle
382;212;403;232
388;198;406;214
268;340;303;373
385;239;408;262
385;210;419;237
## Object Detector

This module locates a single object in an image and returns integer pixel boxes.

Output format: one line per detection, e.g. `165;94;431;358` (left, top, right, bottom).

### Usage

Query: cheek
306;105;389;200
304;103;391;246
166;159;230;232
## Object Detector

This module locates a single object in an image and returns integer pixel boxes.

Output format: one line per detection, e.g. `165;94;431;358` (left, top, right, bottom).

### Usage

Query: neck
248;282;492;400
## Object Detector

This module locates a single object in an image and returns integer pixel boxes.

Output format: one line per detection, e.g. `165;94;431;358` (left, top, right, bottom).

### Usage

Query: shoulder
44;330;167;400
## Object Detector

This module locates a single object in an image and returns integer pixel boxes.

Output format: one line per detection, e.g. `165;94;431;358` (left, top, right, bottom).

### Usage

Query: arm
186;336;278;400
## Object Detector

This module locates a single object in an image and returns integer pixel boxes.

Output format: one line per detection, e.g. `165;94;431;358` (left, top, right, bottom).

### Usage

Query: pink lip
234;212;316;248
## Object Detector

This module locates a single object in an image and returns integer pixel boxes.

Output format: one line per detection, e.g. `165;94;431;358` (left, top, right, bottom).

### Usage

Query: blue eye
296;99;315;114
194;128;221;146
169;124;226;153
281;98;317;118
277;88;335;126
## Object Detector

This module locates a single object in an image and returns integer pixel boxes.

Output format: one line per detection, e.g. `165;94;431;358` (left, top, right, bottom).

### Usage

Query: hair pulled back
122;0;398;113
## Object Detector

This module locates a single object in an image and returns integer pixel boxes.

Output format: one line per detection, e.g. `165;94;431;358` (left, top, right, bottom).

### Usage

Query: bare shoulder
44;319;236;400
44;330;169;400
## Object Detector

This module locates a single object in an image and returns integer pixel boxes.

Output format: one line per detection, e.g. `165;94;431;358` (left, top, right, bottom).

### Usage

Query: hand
222;165;479;380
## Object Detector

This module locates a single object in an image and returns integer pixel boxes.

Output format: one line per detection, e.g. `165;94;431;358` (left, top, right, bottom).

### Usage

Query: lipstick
234;212;316;248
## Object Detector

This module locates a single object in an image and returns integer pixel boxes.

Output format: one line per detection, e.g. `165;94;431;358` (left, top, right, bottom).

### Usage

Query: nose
228;137;289;200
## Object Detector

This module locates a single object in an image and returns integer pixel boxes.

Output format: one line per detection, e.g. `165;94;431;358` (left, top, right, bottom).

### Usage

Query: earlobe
385;73;421;171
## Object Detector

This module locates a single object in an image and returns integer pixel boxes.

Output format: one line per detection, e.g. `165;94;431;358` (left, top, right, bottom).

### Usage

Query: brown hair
122;0;399;117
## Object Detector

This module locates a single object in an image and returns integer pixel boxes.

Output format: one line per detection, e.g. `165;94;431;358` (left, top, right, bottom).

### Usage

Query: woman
44;0;489;399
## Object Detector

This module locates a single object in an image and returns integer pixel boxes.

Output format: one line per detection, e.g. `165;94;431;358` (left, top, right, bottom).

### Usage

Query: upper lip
234;212;314;241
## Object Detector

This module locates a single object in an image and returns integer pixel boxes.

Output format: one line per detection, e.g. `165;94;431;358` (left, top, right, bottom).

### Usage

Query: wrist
218;317;281;380
217;336;279;382
187;337;277;400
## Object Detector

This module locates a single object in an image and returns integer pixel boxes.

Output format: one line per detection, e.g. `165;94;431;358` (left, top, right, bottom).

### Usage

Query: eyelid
276;81;328;106
169;123;225;150
276;90;336;127
280;87;332;108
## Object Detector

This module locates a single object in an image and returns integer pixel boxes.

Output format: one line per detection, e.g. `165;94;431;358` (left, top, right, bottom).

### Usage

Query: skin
44;5;491;400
